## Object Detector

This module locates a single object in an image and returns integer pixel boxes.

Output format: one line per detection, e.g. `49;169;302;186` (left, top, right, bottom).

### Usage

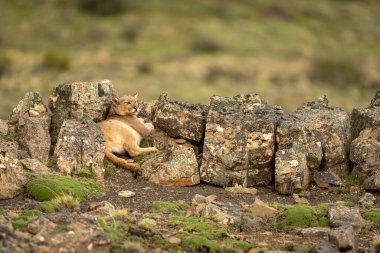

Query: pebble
168;236;181;245
118;191;136;198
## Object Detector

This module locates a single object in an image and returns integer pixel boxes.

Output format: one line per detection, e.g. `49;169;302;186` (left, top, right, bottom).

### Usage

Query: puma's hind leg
124;143;158;157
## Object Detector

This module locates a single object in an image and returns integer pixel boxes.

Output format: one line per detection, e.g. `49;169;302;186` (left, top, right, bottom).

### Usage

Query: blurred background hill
0;0;379;117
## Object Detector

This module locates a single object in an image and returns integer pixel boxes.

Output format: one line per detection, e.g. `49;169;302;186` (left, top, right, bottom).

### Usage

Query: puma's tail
105;150;140;173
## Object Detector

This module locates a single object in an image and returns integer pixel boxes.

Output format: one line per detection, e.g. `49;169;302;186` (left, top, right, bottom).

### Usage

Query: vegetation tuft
150;201;181;214
11;209;44;229
51;194;80;211
26;174;105;202
103;158;116;177
363;208;380;228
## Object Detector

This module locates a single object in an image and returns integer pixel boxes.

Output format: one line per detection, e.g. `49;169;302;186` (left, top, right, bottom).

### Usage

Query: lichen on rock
200;94;282;187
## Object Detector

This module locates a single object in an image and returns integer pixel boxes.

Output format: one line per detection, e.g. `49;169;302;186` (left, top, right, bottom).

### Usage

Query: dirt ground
1;168;379;251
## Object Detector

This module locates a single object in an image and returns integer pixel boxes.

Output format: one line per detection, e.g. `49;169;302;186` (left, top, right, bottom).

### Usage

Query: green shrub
26;174;105;202
52;194;80;211
40;201;55;213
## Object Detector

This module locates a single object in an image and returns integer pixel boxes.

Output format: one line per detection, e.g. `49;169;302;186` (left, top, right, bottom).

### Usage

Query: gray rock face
9;92;51;164
54;117;105;181
141;142;200;186
201;94;282;187
20;158;51;174
152;93;208;142
275;96;351;194
350;127;380;190
328;205;372;231
313;171;343;188
351;90;380;140
328;225;357;251
0;139;25;199
314;241;338;253
49;80;114;143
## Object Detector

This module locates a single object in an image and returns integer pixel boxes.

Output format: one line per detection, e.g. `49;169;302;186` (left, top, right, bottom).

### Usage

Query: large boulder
49;80;114;143
152;93;208;142
200;94;282;187
275;96;351;194
350;90;380;140
54;117;105;181
328;205;372;231
9;92;51;164
141;141;200;187
0;139;26;199
350;127;380;190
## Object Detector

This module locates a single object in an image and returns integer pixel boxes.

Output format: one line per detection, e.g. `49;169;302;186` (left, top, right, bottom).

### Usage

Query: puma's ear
112;95;119;104
134;93;139;99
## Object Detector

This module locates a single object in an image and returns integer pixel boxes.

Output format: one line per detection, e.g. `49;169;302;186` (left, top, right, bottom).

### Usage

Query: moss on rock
26;174;105;202
276;204;328;229
363;208;380;228
150;201;181;213
11;209;44;229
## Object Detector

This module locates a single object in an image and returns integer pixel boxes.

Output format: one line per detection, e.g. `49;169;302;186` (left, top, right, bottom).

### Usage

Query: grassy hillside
0;0;379;116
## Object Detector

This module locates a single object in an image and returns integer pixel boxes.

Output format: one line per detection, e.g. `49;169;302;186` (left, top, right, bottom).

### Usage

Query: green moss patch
150;201;181;214
11;209;44;229
363;208;380;228
275;204;328;229
346;175;363;186
103;158;116;177
26;174;105;202
181;235;219;253
222;239;252;252
40;201;55;213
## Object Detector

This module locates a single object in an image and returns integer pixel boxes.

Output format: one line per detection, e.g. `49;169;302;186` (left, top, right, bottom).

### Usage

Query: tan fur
98;94;157;173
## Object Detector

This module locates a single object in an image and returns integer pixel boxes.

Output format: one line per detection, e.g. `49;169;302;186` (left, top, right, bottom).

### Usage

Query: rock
191;194;242;227
118;191;136;198
0;119;8;135
292;193;309;204
314;241;338;253
121;242;146;253
49;80;114;143
328;205;372;231
298;227;331;239
275;96;351;194
328;225;357;251
141;143;200;186
9;92;51;164
54;117;105;181
20;159;51;174
0;139;27;199
350;90;380;140
168;236;181;245
313;171;343;188
138;218;157;228
152;93;208;142
201;94;282;187
359;193;376;206
252;198;278;219
138;100;156;123
225;185;258;195
350;127;380;190
85;201;115;216
241;216;265;233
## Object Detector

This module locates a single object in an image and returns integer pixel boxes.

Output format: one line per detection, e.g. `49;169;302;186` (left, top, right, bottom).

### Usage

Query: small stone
314;241;338;253
86;201;115;216
359;192;376;207
118;191;136;198
299;227;331;238
241;216;265;233
20;159;51;174
174;139;187;144
138;218;157;228
225;185;258;195
328;225;357;251
292;193;309;204
314;171;343;188
168;236;181;245
252;198;277;219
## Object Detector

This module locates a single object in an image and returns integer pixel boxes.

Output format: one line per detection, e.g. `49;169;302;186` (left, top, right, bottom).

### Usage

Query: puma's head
112;93;139;116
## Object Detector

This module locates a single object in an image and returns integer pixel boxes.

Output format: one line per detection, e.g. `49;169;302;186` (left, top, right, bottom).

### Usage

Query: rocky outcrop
0;213;111;253
49;80;114;143
0;139;26;199
350;90;380;140
275;96;351;194
141;141;200;187
54;117;105;181
9;92;51;164
328;205;372;231
152;93;208;142
200;94;282;187
350;127;380;190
